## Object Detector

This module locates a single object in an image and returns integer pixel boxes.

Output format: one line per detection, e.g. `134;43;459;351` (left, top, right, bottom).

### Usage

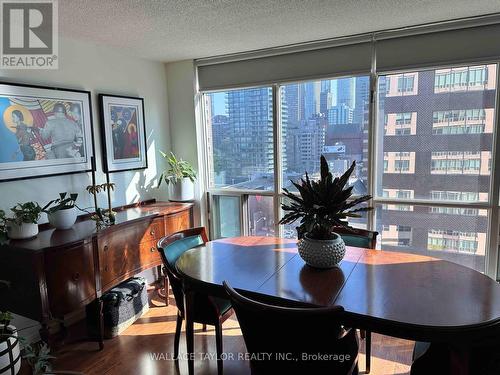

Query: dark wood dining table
176;236;500;375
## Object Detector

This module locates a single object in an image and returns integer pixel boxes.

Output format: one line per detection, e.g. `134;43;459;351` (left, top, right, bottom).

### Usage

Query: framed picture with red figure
99;94;147;173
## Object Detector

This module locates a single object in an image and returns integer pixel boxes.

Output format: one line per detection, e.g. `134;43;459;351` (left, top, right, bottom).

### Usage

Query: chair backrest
157;227;208;310
297;226;378;249
333;226;379;249
223;281;359;374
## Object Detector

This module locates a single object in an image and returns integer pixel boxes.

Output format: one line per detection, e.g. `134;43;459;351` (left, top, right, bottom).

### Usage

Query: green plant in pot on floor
0;202;43;240
0;311;22;375
158;151;196;202
42;192;80;230
279;156;372;268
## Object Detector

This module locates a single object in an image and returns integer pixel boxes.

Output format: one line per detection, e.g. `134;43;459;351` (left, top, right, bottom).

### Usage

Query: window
202;63;498;275
374;64;497;272
432;109;490;134
204;87;273;190
281;76;370;193
398;76;414;93
434;65;490;93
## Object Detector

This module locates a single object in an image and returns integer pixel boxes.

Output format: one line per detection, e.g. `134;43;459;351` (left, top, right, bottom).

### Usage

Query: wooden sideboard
0;200;193;348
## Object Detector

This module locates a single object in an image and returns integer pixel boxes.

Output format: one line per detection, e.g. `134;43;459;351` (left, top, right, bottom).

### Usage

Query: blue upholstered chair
157;227;233;375
334;226;378;375
296;225;378;374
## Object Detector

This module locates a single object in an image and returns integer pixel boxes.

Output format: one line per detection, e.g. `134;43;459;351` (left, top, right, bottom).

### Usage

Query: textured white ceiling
59;0;500;62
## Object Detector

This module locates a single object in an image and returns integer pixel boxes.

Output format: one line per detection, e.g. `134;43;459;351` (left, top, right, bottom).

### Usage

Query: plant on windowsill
42;192;80;230
279;155;373;268
0;202;43;240
157;151;196;202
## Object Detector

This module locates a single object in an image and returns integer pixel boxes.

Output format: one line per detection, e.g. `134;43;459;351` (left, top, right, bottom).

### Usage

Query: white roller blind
376;23;500;71
197;42;373;91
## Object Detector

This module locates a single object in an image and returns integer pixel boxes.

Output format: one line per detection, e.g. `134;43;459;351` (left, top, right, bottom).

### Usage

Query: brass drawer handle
150;247;156;253
103;245;108;252
150;230;155;236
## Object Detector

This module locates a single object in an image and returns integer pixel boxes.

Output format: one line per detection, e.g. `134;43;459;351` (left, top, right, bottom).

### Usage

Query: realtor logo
1;0;58;69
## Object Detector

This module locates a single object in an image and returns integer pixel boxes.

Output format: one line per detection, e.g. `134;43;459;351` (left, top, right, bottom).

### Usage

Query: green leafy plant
3;202;42;226
279;156;373;240
24;342;55;375
42;192;79;214
0;311;13;341
157;151;196;187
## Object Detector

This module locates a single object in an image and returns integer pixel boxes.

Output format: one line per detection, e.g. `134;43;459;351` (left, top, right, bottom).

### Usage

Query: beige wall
164;60;203;226
0;37;171;222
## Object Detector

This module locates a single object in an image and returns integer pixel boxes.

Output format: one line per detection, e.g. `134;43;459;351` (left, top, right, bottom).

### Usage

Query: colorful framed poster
99;94;147;173
0;82;94;181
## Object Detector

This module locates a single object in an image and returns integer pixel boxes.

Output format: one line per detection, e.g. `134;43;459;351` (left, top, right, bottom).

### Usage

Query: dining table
175;236;500;375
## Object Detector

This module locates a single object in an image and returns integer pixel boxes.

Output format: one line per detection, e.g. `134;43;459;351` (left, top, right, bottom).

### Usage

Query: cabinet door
44;242;96;317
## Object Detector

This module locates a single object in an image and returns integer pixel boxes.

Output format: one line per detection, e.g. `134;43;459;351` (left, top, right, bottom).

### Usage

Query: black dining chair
297;225;378;374
157;227;233;375
223;281;359;375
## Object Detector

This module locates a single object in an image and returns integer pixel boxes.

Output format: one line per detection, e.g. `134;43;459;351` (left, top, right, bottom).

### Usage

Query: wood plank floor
52;293;414;375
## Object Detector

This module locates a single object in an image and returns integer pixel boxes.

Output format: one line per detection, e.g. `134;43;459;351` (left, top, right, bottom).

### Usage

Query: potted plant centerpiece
279;156;372;268
42;192;79;230
0;311;21;375
158;151;196;202
0;202;42;240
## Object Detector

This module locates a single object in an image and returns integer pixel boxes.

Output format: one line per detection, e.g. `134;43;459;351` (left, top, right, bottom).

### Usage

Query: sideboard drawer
45;242;96;317
140;217;165;244
140;240;162;268
165;210;191;235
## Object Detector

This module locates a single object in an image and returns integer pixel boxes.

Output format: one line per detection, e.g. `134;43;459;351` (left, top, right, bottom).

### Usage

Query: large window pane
204;87;274;190
212;195;241;239
375;204;487;272
377;64;497;202
280;76;370;195
248;195;275;236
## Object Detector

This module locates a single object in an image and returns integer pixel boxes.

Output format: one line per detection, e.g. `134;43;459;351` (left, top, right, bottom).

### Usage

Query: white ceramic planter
0;325;21;375
297;233;346;268
48;207;77;230
168;178;195;202
6;222;39;240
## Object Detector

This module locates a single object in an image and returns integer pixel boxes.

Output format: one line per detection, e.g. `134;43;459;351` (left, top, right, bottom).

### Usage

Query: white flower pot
297;233;346;268
168;178;195;202
0;325;21;375
48;207;77;230
6;222;39;240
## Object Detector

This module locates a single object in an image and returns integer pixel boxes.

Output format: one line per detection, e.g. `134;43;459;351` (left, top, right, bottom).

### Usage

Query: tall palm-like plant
279;156;373;240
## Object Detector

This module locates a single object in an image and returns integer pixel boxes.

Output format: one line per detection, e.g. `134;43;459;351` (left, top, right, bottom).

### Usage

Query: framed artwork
0;82;94;181
99;94;147;173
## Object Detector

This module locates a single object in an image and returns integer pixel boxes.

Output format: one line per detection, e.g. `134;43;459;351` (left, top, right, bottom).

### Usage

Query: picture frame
0;82;94;182
98;94;148;173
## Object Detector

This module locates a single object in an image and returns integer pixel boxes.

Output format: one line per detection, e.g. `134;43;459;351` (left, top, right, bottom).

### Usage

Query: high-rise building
377;64;496;270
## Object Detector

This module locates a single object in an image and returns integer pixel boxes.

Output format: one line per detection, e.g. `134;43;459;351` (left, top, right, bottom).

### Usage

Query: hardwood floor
52;292;414;375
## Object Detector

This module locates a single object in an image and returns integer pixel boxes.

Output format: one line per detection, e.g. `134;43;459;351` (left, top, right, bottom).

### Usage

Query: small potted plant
0;311;21;375
1;202;42;240
42;192;79;230
279;156;372;268
158;151;196;202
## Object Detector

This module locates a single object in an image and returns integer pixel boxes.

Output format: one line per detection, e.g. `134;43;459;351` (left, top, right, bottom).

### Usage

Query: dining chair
157;227;233;375
297;225;378;374
334;226;378;375
223;281;359;375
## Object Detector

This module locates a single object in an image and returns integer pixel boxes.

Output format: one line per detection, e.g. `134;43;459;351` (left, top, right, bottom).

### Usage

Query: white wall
165;60;204;226
0;36;171;221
